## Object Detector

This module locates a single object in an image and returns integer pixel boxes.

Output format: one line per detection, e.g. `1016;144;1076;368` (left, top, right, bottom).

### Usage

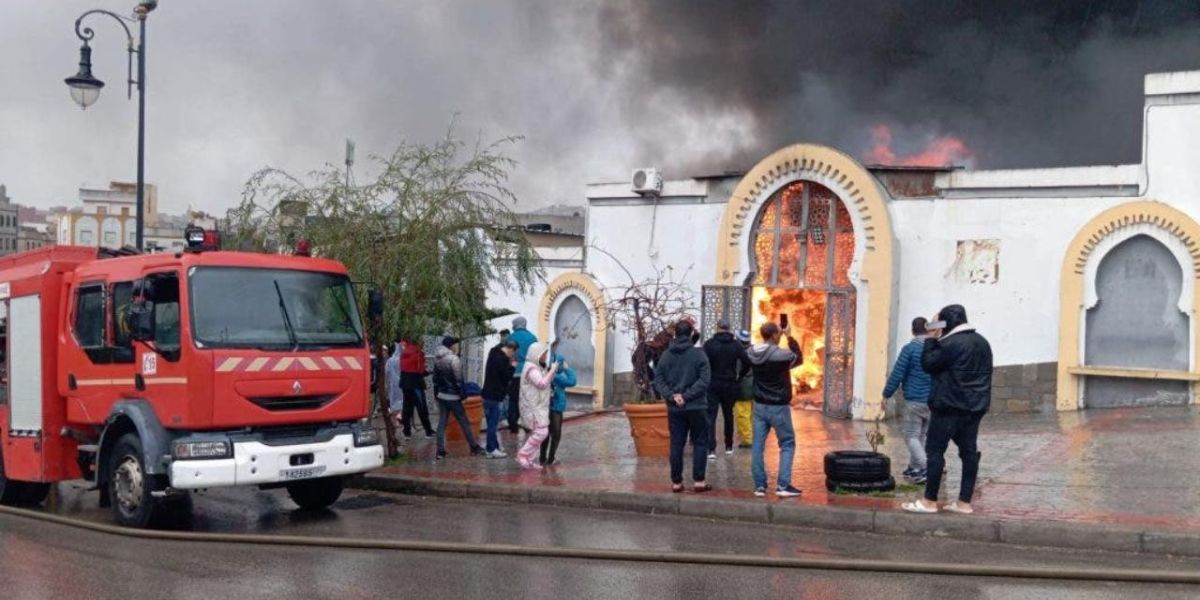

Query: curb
356;474;1200;558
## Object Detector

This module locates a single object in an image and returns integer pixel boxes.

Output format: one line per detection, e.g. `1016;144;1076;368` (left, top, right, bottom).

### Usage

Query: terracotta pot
624;402;670;457
445;396;484;442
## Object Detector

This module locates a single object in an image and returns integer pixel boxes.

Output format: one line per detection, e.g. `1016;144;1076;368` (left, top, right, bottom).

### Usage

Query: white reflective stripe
343;357;363;370
298;357;320;371
245;357;270;372
144;377;188;385
272;357;295;372
75;378;137;387
216;357;243;372
322;357;343;370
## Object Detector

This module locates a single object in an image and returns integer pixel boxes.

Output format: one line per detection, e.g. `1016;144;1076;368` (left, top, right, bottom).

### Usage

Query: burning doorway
705;180;857;417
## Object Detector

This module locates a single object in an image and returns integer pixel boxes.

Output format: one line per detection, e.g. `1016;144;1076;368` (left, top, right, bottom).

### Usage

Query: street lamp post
64;0;158;251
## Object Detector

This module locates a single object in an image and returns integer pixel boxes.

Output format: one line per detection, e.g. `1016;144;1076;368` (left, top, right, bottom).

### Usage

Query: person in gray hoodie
432;337;484;459
653;320;713;493
746;322;803;498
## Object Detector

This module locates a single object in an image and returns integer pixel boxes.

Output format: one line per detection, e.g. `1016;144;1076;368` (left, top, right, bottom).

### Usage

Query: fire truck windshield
190;267;365;349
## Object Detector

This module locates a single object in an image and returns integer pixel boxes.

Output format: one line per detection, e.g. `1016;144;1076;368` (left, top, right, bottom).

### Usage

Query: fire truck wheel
108;433;167;528
286;476;345;511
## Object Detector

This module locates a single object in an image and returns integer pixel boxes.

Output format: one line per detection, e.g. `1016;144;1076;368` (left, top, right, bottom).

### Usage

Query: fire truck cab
0;243;383;527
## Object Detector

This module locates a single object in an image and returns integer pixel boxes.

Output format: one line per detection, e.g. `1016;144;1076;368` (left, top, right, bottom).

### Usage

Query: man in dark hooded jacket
703;319;750;456
654;320;712;492
903;304;993;515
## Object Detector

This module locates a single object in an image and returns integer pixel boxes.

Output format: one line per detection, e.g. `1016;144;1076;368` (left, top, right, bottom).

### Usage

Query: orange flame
864;124;973;167
750;286;825;409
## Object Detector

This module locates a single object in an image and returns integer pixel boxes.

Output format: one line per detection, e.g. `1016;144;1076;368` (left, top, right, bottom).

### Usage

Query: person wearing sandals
902;304;993;516
653;319;713;493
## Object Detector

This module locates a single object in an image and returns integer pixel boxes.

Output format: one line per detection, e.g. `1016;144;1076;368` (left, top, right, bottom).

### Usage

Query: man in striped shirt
883;317;934;483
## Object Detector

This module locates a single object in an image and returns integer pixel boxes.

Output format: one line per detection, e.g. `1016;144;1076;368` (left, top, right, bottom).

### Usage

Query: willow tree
228;133;541;456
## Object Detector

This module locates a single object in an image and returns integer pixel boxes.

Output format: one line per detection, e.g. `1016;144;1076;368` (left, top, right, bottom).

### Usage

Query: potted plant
594;247;697;458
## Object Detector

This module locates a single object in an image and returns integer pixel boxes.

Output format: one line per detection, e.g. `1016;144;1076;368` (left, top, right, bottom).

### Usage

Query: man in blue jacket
883;317;934;483
507;316;538;434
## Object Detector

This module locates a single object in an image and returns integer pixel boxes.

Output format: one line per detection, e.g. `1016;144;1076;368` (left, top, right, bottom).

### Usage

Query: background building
487;68;1200;419
57;182;159;249
0;185;20;255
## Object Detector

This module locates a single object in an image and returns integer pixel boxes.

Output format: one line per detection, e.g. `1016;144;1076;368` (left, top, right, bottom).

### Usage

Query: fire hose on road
2;503;1199;585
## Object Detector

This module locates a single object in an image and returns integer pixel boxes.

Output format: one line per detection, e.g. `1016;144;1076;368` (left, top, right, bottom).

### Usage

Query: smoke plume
596;1;1200;173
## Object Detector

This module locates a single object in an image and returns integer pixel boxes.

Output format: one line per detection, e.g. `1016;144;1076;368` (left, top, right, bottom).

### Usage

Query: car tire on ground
825;476;897;493
286;476;345;511
824;450;891;483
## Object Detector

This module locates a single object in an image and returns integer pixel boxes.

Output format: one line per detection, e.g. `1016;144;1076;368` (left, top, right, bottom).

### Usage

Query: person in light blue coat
540;341;576;466
385;342;404;433
883;317;934;483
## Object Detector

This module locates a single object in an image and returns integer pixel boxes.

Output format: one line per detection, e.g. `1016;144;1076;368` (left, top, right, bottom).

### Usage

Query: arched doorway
743;180;856;415
1057;201;1200;410
1084;234;1189;407
537;272;610;409
710;144;897;421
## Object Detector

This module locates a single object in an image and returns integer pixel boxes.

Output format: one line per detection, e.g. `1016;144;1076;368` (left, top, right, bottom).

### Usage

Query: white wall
888;196;1134;367
586;199;728;372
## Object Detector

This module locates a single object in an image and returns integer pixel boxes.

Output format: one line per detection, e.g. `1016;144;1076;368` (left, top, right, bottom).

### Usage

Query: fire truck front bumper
169;426;384;490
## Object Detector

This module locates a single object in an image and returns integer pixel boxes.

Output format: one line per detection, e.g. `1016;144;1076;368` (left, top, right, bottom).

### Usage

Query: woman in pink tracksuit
516;342;558;470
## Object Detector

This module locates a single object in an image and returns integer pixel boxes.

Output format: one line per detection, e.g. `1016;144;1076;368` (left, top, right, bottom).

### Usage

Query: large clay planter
445;396;484;442
624;402;670;457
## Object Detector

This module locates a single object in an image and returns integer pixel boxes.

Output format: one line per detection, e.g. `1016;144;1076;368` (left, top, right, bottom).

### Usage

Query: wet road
2;483;1198;599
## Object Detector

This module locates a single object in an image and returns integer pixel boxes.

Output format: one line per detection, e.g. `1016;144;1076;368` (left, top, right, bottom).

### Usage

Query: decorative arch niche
715;144;897;420
1057;201;1200;410
537;272;609;409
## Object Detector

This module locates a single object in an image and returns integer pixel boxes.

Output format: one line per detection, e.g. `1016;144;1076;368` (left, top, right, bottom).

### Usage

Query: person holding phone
903;304;993;515
746;321;803;498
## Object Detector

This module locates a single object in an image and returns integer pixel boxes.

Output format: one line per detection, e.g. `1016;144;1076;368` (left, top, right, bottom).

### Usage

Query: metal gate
822;290;855;419
700;285;750;342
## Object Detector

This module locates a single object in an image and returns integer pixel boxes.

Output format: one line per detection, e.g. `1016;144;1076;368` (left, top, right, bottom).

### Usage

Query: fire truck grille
249;394;337;412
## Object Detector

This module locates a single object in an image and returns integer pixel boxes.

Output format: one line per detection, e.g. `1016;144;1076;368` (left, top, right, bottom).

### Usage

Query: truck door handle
68;374;77;390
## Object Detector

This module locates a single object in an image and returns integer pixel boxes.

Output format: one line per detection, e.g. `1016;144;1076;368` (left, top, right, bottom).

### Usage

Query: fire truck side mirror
130;302;156;342
367;289;384;322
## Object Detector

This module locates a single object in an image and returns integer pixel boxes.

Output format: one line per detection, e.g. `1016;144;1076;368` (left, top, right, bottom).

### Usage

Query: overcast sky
2;1;1198;217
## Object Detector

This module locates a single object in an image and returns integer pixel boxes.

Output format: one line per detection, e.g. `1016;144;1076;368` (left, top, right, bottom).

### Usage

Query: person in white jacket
385;342;404;432
515;341;558;470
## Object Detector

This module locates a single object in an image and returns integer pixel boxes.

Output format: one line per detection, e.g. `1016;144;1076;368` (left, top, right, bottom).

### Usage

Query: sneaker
707;453;717;461
425;430;436;439
486;449;508;459
435;451;447;461
909;470;927;484
725;448;734;456
776;485;803;498
753;487;767;497
470;446;485;456
902;467;916;478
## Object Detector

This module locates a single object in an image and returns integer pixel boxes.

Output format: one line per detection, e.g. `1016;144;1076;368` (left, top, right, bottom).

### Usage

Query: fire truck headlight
173;440;232;460
353;426;380;447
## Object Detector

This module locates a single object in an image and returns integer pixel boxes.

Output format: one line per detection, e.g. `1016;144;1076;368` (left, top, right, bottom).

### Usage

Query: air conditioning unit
631;168;663;196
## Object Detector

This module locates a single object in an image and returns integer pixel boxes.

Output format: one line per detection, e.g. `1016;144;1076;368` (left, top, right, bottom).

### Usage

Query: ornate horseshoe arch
1057;200;1200;410
715;144;897;420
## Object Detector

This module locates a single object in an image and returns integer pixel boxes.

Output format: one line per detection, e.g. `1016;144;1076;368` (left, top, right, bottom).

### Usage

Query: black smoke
596;0;1200;172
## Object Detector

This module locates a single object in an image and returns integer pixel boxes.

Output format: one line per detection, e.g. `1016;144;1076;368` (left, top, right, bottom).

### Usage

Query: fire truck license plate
280;465;327;481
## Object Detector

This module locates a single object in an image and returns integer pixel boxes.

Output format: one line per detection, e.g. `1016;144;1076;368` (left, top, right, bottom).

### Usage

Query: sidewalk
363;404;1200;555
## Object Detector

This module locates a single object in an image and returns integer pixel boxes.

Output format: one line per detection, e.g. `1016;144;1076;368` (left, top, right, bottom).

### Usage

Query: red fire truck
0;236;383;527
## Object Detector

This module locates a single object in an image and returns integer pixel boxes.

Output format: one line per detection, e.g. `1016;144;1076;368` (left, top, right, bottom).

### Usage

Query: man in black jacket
903;304;993;515
703;319;750;457
481;338;517;458
654;320;713;493
746;322;803;498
